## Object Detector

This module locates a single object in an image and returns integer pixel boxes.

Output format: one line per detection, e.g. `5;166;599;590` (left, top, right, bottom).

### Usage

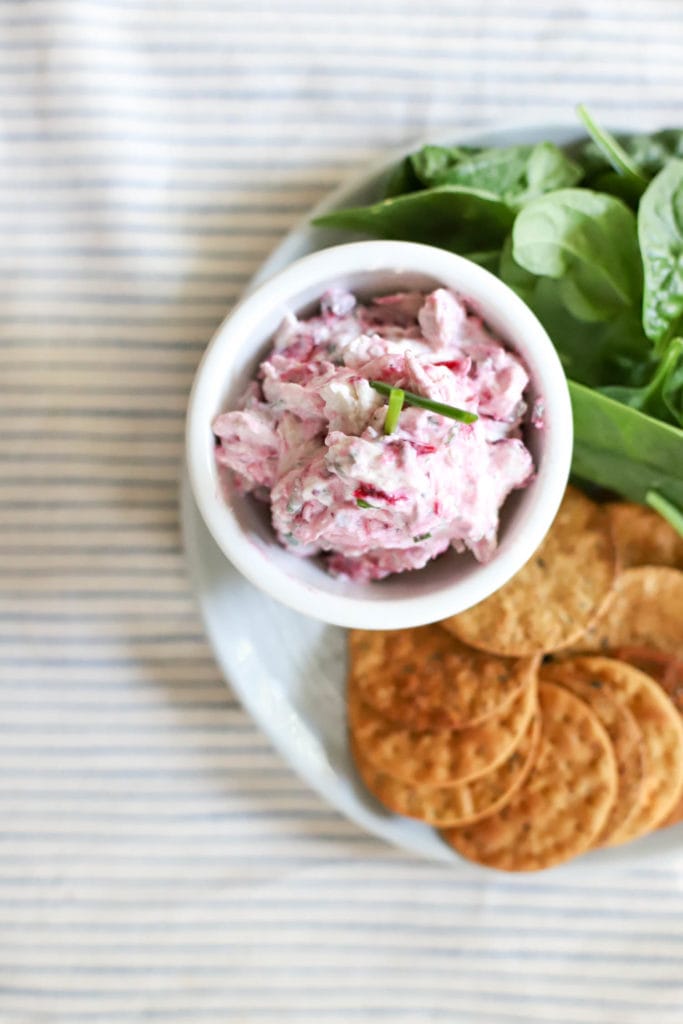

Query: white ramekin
186;240;572;630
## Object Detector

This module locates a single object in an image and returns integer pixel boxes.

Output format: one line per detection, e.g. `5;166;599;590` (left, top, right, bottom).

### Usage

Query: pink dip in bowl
213;285;535;582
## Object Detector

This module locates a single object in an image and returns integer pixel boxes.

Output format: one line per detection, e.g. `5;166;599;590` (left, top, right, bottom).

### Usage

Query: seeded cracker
352;715;540;828
613;651;683;827
540;660;645;846
561;566;683;828
613;648;683;698
440;487;617;657
442;681;617;872
348;626;535;731
606;502;683;570
576;567;683;661
654;658;683;827
591;631;683;826
348;669;538;787
545;657;683;843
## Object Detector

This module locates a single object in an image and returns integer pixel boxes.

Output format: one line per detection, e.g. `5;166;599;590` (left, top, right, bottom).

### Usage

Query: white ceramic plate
181;122;683;871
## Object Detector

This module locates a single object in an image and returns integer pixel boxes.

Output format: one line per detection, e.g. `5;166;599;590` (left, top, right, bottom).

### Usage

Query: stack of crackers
347;487;683;871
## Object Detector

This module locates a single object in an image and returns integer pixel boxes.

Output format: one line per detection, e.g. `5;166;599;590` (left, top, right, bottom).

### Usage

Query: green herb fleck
412;532;432;542
356;498;375;509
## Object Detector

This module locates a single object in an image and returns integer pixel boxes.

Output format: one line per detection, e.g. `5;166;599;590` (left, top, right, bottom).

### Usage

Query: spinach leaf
662;339;683;424
408;144;480;187
577;128;683;181
512;189;642;322
313;186;514;252
500;236;648;387
409;141;581;208
498;234;537;303
576;105;648;194
462;249;501;272
599;337;683;426
585;170;645;209
624;130;683;176
536;286;648;386
646;490;683;536
638;159;683;350
411;144;533;193
384;156;423;198
569;380;683;518
521;142;583;198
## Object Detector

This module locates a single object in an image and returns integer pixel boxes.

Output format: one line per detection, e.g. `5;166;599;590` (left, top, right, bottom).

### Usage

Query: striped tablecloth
3;2;683;1021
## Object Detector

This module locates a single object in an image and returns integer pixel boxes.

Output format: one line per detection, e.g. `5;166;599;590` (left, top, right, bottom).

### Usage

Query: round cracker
348;626;535;731
543;656;683;843
613;647;683;700
440;487;617;657
612;649;683;829
442;681;618;872
540;661;645;846
352;715;540;828
644;656;683;829
606;502;683;570
576;568;683;661
348;669;537;787
661;798;683;828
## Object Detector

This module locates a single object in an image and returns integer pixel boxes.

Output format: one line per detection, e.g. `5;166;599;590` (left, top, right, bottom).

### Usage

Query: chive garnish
384;387;405;434
369;380;477;423
413;532;432;542
356;498;374;509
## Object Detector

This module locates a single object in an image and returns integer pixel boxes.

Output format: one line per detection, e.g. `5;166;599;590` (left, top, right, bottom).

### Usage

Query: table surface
2;2;683;1021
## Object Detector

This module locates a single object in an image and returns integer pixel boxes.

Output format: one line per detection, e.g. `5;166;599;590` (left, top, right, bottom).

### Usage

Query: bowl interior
199;262;552;605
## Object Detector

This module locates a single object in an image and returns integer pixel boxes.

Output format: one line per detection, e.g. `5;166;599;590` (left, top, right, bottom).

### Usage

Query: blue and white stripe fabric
2;2;683;1021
